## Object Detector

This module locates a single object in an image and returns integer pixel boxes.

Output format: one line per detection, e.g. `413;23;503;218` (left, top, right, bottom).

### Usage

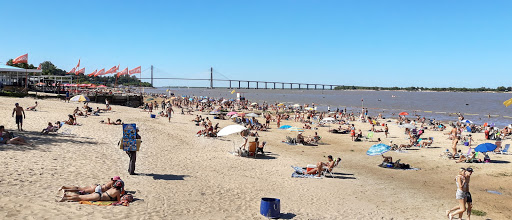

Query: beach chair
322;158;341;178
365;132;374;141
496;144;510;155
247;141;257;158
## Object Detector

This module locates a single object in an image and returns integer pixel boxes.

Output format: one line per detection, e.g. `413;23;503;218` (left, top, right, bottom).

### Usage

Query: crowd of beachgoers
2;90;511;218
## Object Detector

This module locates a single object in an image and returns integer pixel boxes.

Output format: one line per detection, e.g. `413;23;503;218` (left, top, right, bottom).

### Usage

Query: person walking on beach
65;91;70;103
384;124;389;138
12;103;25;131
462;167;473;220
447;168;468;219
167;105;174;122
126;128;141;175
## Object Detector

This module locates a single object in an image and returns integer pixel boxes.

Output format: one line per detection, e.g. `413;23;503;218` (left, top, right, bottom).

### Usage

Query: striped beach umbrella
366;143;391;156
70;95;90;102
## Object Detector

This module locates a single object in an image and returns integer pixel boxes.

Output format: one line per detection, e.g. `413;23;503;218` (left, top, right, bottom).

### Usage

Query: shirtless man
12;103;25;131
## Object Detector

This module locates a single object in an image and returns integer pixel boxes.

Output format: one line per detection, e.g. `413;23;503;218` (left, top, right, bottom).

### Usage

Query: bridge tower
210;67;213;89
150;65;153;86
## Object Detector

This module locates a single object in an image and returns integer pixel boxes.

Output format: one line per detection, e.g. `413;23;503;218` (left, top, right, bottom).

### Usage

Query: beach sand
0;96;511;219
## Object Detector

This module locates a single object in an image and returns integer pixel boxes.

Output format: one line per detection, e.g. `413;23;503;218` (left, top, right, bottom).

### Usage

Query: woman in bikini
58;177;121;194
446;168;467;219
59;180;124;202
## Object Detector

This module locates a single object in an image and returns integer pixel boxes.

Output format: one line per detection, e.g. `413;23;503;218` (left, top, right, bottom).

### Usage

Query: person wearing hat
296;132;305;145
462;167;474;220
58;176;122;194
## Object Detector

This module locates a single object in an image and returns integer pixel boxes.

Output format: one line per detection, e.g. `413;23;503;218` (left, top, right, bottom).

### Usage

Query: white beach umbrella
217;125;248;137
321;117;336;123
398;124;416;129
246;113;259;117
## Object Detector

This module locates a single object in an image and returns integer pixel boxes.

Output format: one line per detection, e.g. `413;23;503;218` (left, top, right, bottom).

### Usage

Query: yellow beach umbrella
277;103;284;107
504;98;512;107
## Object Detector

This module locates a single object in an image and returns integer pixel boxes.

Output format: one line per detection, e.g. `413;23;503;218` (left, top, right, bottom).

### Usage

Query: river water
145;88;512;127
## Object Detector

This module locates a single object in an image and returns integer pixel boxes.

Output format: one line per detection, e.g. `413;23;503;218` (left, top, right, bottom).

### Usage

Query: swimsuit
15;115;23;124
105;191;116;201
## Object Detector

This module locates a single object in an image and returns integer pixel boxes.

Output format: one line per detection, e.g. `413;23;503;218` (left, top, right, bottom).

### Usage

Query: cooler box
306;164;317;173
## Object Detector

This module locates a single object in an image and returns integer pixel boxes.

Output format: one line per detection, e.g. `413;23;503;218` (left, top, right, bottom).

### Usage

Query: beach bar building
0;64;42;92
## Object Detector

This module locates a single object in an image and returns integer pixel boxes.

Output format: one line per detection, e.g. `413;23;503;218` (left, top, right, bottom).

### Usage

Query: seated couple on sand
58;176;124;202
380;155;411;169
293;155;341;177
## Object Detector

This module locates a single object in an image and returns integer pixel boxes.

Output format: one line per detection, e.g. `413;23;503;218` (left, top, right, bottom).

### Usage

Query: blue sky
1;0;511;88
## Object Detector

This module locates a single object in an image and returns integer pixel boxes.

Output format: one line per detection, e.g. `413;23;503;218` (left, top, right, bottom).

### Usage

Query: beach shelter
287;127;304;132
201;99;208;103
279;125;292;129
70;95;90;102
366;143;391;156
236;113;246;117
305;107;316;111
399;112;409;116
89;84;97;88
97;85;107;88
475;143;497;153
217;125;248;137
250;102;258;106
292;104;301;108
227;111;237;116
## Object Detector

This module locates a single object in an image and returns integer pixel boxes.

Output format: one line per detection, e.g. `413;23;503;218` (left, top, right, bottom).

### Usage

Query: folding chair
247;141;257;158
496;144;510;155
322;158;341;178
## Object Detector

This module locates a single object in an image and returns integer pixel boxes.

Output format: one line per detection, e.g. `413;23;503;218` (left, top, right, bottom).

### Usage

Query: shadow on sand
0;130;98;152
142;173;189;181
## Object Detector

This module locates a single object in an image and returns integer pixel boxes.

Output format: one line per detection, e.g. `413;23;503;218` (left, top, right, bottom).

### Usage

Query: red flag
37;64;42;70
12;53;28;64
105;66;117;74
75;67;85;75
116;64;120;71
129;66;141;75
88;69;97;77
95;68;105;76
76;59;80;68
67;67;76;74
116;67;128;78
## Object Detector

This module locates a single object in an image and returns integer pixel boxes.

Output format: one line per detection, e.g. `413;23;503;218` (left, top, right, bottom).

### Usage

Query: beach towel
290;166;322;178
79;201;116;206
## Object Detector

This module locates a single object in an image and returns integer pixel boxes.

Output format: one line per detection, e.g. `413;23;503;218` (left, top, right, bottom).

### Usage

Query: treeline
6;59;152;87
334;85;512;92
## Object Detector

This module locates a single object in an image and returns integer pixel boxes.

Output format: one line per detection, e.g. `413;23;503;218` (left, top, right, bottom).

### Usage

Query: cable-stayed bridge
139;66;342;90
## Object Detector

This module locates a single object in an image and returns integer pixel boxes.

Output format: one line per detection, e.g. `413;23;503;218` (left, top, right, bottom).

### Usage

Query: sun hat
466;167;474;172
112;176;121;181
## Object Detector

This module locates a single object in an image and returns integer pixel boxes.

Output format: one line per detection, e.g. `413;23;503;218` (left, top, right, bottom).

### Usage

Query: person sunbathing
382;155;393;163
0;126;30;145
456;151;477;163
41;122;59;134
58;177;121;194
100;118;122;125
58;180;124;202
26;101;38;111
73;107;84;116
65;115;75;125
304;155;339;177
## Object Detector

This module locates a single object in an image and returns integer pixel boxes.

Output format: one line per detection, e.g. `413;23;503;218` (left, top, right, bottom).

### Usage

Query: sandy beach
0;96;511;219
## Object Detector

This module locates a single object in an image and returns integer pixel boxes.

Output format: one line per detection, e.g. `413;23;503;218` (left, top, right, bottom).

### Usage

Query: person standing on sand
447;168;467;219
12;103;25;131
384;124;389;138
167;105;174;122
126;128;141;175
462;167;473;220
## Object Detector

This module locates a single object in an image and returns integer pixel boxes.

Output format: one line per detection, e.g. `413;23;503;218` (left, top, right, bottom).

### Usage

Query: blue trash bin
150;114;156;118
260;198;280;219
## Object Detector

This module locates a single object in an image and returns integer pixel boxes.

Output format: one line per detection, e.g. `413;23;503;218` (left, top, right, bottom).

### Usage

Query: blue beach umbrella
475;143;497;152
189;98;194;101
366;143;391;156
279;125;292;129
